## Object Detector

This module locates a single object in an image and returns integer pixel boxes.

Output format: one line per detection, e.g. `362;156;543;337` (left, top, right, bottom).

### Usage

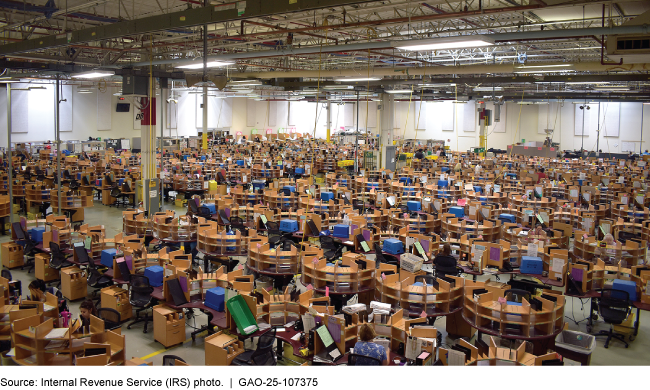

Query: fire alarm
119;97;125;100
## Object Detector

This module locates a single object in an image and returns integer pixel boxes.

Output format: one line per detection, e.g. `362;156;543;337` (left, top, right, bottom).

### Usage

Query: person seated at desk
353;324;388;366
414;149;425;160
79;299;98;332
536;168;547;183
433;243;458;277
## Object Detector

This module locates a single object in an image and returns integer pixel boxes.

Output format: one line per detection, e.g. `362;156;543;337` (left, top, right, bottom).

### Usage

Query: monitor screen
116;103;130;112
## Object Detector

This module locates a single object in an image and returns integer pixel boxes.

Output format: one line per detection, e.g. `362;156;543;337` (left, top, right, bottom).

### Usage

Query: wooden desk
150;286;226;341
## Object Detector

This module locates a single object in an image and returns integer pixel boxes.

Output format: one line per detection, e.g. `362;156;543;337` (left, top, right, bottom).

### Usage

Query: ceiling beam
0;0;382;55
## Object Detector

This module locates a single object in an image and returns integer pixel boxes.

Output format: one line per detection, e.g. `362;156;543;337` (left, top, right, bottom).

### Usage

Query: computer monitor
356;234;371;253
307;220;319;236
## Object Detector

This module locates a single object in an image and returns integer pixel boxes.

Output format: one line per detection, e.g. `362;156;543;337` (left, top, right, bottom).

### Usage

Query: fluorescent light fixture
518;64;573;69
0;78;20;83
71;70;114;79
230;80;262;84
324;85;353;90
386;89;413;94
419;83;456;87
593;86;630;91
566;81;610;85
334;77;381;82
644;102;650;105
175;61;234;69
473;87;503;92
515;69;575;74
78;90;93;94
28;86;46;90
395;35;494;51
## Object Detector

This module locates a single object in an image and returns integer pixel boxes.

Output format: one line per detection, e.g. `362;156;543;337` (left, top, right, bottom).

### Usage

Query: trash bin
554;330;596;366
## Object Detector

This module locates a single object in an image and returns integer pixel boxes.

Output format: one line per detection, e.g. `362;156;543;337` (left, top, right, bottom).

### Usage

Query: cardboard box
101;285;132;321
205;331;244;365
35;252;60;282
1;242;24;269
60;266;87;301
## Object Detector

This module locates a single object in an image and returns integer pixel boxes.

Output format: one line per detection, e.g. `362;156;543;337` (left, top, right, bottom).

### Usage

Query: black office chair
504;289;531;304
69;179;80;192
232;327;277;366
109;186;122;207
12;222;37;273
97;308;122;331
266;221;283;248
197;206;213;219
348;353;382;366
49;242;73;285
127;275;156;333
592;288;631;348
75;246;112;302
320;236;343;262
230;216;248;236
162;355;187;366
189;199;200;214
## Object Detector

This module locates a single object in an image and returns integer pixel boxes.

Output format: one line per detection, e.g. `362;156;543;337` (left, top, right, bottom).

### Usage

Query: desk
151;286;227;341
458;263;563;287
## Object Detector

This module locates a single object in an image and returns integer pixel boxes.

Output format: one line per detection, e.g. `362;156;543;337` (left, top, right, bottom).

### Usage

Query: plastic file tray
226;295;259;335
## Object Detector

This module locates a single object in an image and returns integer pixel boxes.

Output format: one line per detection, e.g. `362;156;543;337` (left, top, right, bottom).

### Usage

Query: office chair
63;170;72;181
592;288;631;348
162;355;186;366
353;200;365;214
232;327;277;366
39;202;52;219
127;275;156;333
189;199;200;214
504;289;531;304
266;221;283;248
1;270;21;304
230;216;248;236
96;308;122;331
197;206;213;220
12;222;37;273
319;236;344;262
348;353;382;366
49;242;74;287
110;186;122;207
75;246;112;303
69;179;80;192
105;174;114;187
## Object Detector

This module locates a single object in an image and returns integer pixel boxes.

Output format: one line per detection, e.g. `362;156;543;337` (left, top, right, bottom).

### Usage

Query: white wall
3;83;650;153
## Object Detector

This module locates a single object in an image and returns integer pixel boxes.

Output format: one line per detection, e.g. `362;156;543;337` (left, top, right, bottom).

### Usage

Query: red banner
140;97;156;125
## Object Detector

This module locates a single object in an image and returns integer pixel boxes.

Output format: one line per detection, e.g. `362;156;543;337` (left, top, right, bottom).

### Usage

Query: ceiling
0;0;649;101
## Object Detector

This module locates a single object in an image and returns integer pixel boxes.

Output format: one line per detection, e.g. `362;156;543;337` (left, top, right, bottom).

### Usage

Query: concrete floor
2;200;649;366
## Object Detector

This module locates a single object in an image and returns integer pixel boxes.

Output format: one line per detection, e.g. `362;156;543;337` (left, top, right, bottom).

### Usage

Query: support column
326;101;332;143
379;93;394;169
6;84;13;223
55;77;61;216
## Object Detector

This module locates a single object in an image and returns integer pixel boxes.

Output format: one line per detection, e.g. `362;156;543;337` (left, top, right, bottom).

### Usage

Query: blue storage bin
383;238;404;255
321;191;334;202
498;214;516;224
202;203;217;214
437;180;448;188
101;249;118;268
473;186;482;194
236;160;245;166
118;178;125;186
96;179;102;186
449;206;465;218
200;156;206;161
441;167;450;173
612;279;637;301
333;224;349;239
252;180;265;191
282;185;296;193
506;173;517;178
204;286;226;311
29;227;46;243
144;265;164;287
520;256;543;275
407;201;421;212
295;168;305;175
399;177;412;186
279;219;298;233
